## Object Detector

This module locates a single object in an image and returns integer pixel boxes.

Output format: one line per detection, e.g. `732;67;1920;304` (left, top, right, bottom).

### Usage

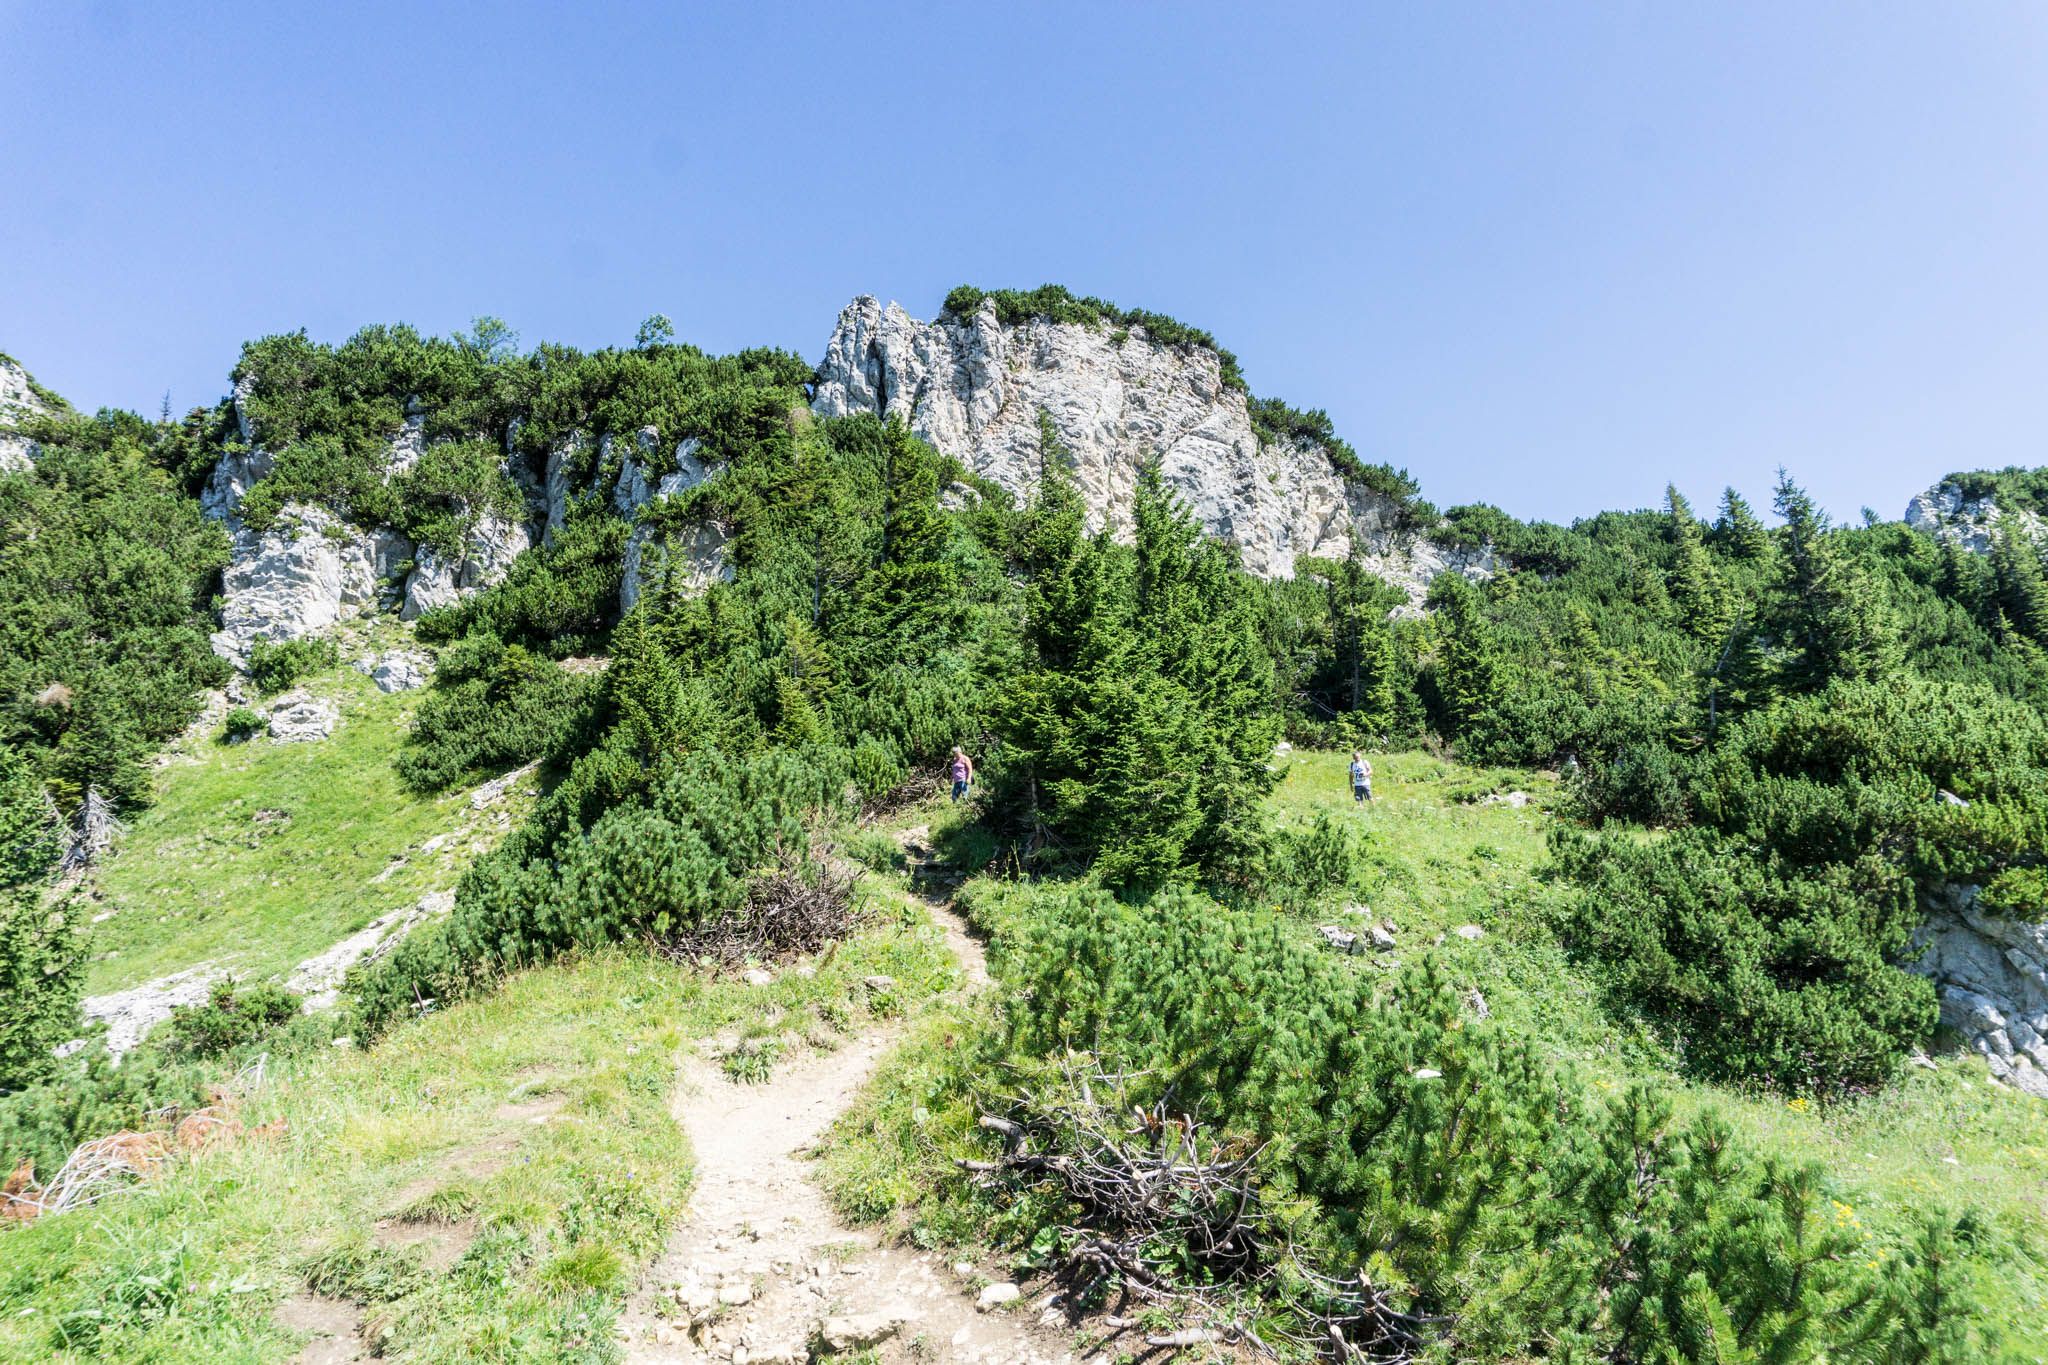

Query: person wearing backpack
1350;751;1374;804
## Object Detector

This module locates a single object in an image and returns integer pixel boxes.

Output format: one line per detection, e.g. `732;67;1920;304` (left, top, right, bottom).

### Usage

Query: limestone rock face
615;431;728;610
199;446;276;525
211;504;413;664
0;353;63;472
812;295;1490;594
1905;479;2046;554
400;512;534;620
1911;885;2048;1098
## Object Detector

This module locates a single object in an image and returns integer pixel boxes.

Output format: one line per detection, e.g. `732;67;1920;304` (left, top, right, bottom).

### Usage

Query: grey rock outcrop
265;689;340;742
400;512;535;620
812;295;1491;595
211;504;412;664
1905;479;2045;554
1910;885;2048;1098
0;353;64;472
357;649;433;692
615;429;730;610
199;446;276;525
206;377;543;658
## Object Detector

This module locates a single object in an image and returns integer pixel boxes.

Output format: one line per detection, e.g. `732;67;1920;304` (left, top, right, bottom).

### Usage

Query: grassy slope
86;663;530;994
0;922;959;1363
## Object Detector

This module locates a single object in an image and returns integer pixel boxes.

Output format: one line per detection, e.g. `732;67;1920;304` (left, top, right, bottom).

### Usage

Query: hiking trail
617;828;1106;1364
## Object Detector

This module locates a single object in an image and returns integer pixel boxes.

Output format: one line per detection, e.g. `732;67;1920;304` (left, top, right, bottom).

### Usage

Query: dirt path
619;850;1094;1364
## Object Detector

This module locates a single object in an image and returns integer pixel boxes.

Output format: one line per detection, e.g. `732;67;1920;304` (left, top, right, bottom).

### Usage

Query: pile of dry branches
657;843;864;971
2;1065;285;1225
957;1065;1437;1362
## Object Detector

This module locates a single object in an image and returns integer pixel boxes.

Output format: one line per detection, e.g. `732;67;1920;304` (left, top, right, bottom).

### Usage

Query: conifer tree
1714;486;1772;560
1990;526;2048;643
1427;574;1508;735
1666;484;1733;646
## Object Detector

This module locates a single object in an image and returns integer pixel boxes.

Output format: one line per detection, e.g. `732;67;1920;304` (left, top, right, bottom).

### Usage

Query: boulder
816;1312;909;1354
812;295;1494;598
266;690;339;742
1911;885;2048;1098
368;650;433;693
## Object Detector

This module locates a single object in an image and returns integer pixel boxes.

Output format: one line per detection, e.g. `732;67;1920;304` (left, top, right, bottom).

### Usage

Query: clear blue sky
5;2;2046;524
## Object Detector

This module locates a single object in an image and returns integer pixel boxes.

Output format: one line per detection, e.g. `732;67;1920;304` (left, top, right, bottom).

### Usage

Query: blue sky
4;2;2045;524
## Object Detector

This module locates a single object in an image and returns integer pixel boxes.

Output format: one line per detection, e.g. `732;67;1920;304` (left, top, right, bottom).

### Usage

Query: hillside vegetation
1;303;2044;1362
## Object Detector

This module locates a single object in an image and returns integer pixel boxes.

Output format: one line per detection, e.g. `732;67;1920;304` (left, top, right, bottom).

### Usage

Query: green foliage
1946;464;2048;518
0;747;79;1089
997;462;1279;888
244;635;338;695
1562;677;2047;1089
974;885;2000;1360
158;980;302;1058
0;417;231;806
218;706;267;743
395;633;601;791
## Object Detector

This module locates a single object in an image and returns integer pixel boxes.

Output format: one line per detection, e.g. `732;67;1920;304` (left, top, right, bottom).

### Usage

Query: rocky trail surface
619;857;1107;1364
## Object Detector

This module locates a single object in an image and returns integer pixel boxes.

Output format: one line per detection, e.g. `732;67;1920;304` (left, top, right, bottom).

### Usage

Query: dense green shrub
0;748;79;1090
413;512;627;656
973;885;2001;1360
219;707;267;743
354;747;835;1033
158;981;302;1058
245;635;338;695
0;418;230;806
395;634;602;792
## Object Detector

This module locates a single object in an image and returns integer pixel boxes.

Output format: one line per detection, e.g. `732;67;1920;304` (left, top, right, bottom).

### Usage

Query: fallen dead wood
956;1062;1439;1361
656;843;865;971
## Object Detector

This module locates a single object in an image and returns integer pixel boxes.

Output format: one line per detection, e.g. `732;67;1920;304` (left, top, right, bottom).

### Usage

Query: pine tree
1427;574;1507;734
1990;526;2048;643
1773;471;1827;603
1666;485;1733;646
1714;486;1772;560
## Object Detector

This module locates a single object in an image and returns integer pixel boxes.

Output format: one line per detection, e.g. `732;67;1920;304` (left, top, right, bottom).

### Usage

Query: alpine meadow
0;283;2044;1365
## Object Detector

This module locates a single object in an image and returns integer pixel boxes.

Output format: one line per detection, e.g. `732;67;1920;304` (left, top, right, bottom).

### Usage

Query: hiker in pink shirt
949;746;974;802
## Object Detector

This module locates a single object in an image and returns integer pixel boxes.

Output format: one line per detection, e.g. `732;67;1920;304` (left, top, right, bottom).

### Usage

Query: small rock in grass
862;974;896;991
743;968;773;987
978;1282;1021;1310
1454;924;1485;940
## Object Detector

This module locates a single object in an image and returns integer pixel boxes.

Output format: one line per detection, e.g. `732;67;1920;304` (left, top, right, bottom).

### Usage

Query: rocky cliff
199;294;1490;666
1905;477;2046;553
811;296;1491;597
0;353;65;472
1911;885;2048;1098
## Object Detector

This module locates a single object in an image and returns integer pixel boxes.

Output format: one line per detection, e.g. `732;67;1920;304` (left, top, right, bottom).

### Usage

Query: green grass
85;664;532;994
0;907;961;1363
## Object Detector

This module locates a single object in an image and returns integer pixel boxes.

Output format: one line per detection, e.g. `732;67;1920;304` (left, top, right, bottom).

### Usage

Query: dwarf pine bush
986;885;2001;1360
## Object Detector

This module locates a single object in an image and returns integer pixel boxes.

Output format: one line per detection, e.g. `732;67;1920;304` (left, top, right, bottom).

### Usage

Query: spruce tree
1990;526;2048;642
1714;486;1772;560
1666;484;1734;646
